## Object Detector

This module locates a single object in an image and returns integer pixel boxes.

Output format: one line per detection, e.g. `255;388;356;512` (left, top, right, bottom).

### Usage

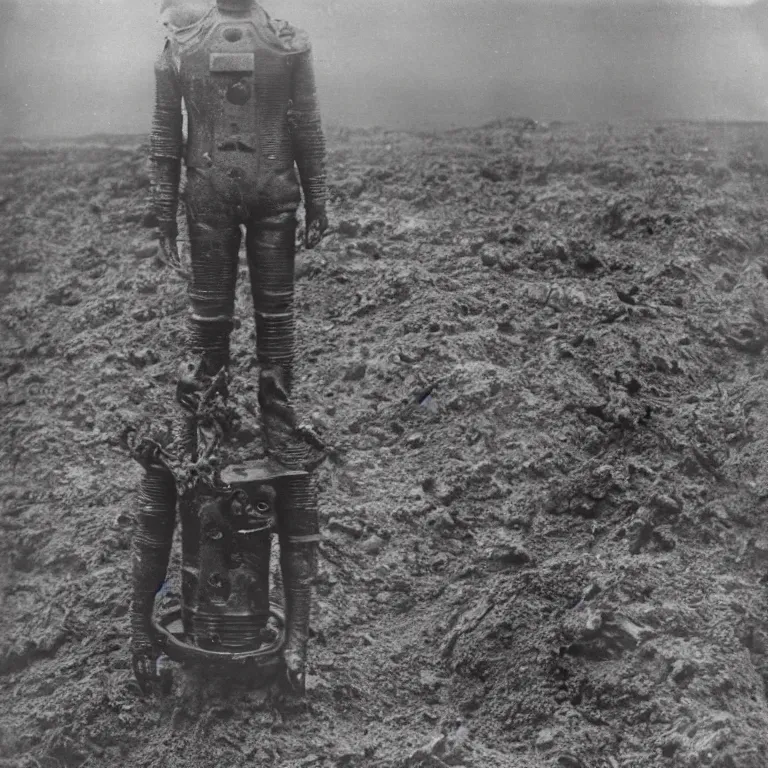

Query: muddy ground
3;120;768;767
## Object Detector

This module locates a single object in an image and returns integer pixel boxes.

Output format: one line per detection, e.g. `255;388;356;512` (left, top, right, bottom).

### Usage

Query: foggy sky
2;0;768;138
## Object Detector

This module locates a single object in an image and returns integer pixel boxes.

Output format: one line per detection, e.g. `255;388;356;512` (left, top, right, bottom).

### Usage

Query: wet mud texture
4;121;768;767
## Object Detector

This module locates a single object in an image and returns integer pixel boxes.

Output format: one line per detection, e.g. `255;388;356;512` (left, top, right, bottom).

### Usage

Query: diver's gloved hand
304;204;328;250
283;644;308;695
158;234;183;272
132;632;173;695
131;629;161;693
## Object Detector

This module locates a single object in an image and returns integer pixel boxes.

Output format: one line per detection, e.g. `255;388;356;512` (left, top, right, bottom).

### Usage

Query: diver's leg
246;212;297;394
184;175;242;376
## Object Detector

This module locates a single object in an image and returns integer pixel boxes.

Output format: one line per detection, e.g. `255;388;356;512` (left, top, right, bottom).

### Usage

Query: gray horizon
2;0;768;138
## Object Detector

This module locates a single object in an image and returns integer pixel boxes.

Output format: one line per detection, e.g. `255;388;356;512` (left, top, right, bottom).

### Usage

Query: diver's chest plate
177;15;296;171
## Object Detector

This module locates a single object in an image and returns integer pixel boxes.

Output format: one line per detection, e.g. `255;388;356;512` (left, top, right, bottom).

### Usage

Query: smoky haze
2;0;768;138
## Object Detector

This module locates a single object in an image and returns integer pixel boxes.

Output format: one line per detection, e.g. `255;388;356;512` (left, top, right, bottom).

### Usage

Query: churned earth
3;120;768;768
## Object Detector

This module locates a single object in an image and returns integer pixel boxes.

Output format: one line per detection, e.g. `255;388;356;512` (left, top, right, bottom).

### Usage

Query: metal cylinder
191;610;267;651
185;494;275;652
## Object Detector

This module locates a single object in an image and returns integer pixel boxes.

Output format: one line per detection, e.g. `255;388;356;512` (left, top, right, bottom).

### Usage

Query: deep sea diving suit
130;0;328;694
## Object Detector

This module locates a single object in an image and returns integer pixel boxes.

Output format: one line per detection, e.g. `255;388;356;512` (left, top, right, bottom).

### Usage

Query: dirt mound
3;121;768;767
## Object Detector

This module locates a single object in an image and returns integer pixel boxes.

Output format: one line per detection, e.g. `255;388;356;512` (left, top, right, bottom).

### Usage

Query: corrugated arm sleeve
289;48;327;213
150;41;183;239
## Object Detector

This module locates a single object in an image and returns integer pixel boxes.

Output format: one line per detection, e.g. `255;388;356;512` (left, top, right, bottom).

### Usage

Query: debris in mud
725;330;768;356
486;542;532;569
127;348;159;367
45;284;82;306
405;723;471;768
360;534;384;555
343;361;368;382
338;219;361;238
535;728;556;751
560;609;654;660
426;510;455;534
133;240;159;261
650;492;682;517
406;432;425;449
